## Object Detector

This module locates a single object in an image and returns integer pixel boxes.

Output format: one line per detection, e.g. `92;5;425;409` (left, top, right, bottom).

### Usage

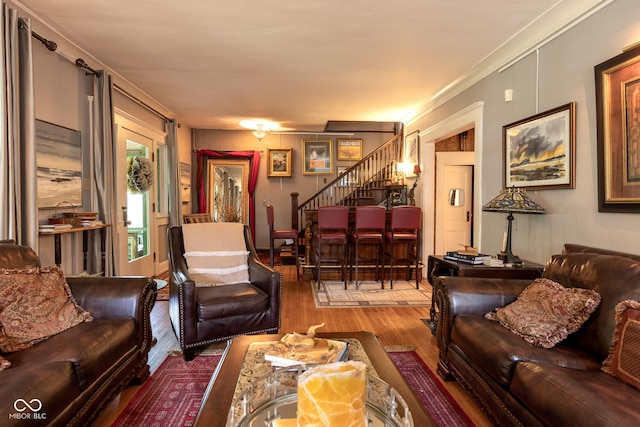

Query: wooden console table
39;224;111;275
425;255;544;335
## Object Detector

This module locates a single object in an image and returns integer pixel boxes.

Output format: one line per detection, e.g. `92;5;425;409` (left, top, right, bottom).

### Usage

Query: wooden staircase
290;133;405;231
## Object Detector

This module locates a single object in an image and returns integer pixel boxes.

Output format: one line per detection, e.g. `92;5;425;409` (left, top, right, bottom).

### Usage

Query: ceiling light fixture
240;119;277;142
252;123;268;142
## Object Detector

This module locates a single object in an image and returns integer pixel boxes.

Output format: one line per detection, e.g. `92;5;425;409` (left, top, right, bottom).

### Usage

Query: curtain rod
18;22;57;52
113;83;171;123
19;23;103;78
75;58;101;77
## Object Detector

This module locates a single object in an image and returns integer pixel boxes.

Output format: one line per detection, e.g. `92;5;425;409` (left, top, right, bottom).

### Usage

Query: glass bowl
227;365;413;427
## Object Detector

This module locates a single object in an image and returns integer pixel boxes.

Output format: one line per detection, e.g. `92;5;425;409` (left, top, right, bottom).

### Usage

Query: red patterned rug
388;351;475;426
112;351;473;426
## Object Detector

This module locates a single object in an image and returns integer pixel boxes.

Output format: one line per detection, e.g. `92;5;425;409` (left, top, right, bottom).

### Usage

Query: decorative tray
227;365;413;427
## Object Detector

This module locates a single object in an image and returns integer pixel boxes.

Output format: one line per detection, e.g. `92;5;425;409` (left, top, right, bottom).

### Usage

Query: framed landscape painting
503;102;576;190
595;44;640;212
36;120;83;208
267;148;292;177
302;140;332;174
337;138;363;161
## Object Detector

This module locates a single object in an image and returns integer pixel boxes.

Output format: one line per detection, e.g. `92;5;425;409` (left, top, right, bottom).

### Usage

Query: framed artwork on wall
179;162;191;203
503;102;576;190
36;119;83;208
404;130;420;177
337;166;359;186
302;139;333;174
337;138;363;161
595;44;640;212
267;148;293;177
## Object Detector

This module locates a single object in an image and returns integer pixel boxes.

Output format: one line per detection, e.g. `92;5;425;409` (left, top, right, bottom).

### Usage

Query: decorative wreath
127;156;153;193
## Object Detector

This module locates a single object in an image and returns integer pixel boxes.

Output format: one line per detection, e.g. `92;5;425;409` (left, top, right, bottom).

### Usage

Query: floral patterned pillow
0;266;92;352
0;355;9;372
485;278;601;348
602;300;640;390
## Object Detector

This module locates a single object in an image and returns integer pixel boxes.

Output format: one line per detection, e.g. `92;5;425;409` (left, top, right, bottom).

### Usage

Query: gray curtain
89;71;117;275
0;5;37;249
167;119;181;227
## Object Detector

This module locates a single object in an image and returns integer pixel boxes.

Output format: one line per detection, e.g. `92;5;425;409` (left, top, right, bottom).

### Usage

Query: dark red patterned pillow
0;266;92;352
602;300;640;390
485;278;601;348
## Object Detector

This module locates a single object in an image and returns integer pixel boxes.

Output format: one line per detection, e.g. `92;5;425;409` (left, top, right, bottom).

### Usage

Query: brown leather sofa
0;241;156;426
434;244;640;427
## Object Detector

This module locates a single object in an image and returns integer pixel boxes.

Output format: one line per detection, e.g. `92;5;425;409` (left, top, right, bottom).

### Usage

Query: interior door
435;152;475;254
115;113;167;277
442;165;473;252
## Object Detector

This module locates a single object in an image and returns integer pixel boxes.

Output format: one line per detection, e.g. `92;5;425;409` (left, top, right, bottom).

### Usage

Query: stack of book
39;223;74;232
444;251;492;265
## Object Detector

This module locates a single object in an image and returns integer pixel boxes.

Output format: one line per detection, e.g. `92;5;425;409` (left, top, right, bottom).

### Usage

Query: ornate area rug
388;351;475;426
111;355;220;427
312;280;431;307
153;271;170;301
112;351;472;427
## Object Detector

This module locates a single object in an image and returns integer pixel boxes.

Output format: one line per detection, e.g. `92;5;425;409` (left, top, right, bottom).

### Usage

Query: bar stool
266;204;300;281
315;206;349;289
385;206;421;289
350;205;386;289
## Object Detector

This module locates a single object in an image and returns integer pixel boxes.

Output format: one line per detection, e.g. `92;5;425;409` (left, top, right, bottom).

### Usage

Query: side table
425;255;544;335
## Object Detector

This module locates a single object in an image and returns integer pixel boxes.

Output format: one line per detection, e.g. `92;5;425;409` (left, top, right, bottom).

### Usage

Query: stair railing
292;133;404;231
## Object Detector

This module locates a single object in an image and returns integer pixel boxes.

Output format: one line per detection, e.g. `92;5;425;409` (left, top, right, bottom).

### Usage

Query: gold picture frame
302;139;333;174
267;148;292;177
595;44;640;212
337;138;363;161
503;102;576;190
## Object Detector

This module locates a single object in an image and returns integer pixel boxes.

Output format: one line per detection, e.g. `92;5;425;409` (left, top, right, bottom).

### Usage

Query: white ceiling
16;0;597;130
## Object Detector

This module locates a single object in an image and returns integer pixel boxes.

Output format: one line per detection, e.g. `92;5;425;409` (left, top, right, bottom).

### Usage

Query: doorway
419;101;484;261
115;113;168;276
435;153;474;254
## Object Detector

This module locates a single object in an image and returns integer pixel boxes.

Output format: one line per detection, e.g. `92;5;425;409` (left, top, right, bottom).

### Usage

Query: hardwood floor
94;265;491;426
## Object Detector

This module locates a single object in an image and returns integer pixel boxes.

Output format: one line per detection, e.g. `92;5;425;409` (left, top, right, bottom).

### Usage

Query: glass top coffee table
194;331;434;427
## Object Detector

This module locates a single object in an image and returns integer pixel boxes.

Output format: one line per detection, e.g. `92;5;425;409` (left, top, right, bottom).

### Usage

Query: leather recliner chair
167;224;281;361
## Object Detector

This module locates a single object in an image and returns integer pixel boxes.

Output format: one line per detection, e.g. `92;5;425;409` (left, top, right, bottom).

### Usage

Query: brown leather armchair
168;224;281;361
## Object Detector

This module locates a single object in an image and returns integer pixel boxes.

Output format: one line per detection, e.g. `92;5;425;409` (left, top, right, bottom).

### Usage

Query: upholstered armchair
168;222;281;361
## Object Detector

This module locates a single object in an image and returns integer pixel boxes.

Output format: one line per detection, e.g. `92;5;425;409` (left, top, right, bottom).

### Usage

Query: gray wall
193;130;390;250
406;0;640;264
22;4;193;270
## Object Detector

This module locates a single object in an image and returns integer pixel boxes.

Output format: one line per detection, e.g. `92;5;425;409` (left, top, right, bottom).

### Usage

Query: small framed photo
337;138;363;161
337;166;359;186
595;45;640;212
503;102;576;190
302;139;333;175
267;148;292;177
404;131;420;177
179;162;191;203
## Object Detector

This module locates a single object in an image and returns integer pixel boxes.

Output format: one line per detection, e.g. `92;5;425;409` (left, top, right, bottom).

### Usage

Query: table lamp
482;187;545;265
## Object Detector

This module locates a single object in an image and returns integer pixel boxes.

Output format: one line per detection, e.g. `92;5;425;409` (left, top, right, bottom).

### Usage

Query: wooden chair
385;206;421;289
266;204;300;281
350;205;386;289
315;206;349;289
168;222;281;360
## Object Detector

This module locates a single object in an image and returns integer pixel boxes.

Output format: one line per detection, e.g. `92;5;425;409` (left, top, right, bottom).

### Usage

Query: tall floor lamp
482;187;545;265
